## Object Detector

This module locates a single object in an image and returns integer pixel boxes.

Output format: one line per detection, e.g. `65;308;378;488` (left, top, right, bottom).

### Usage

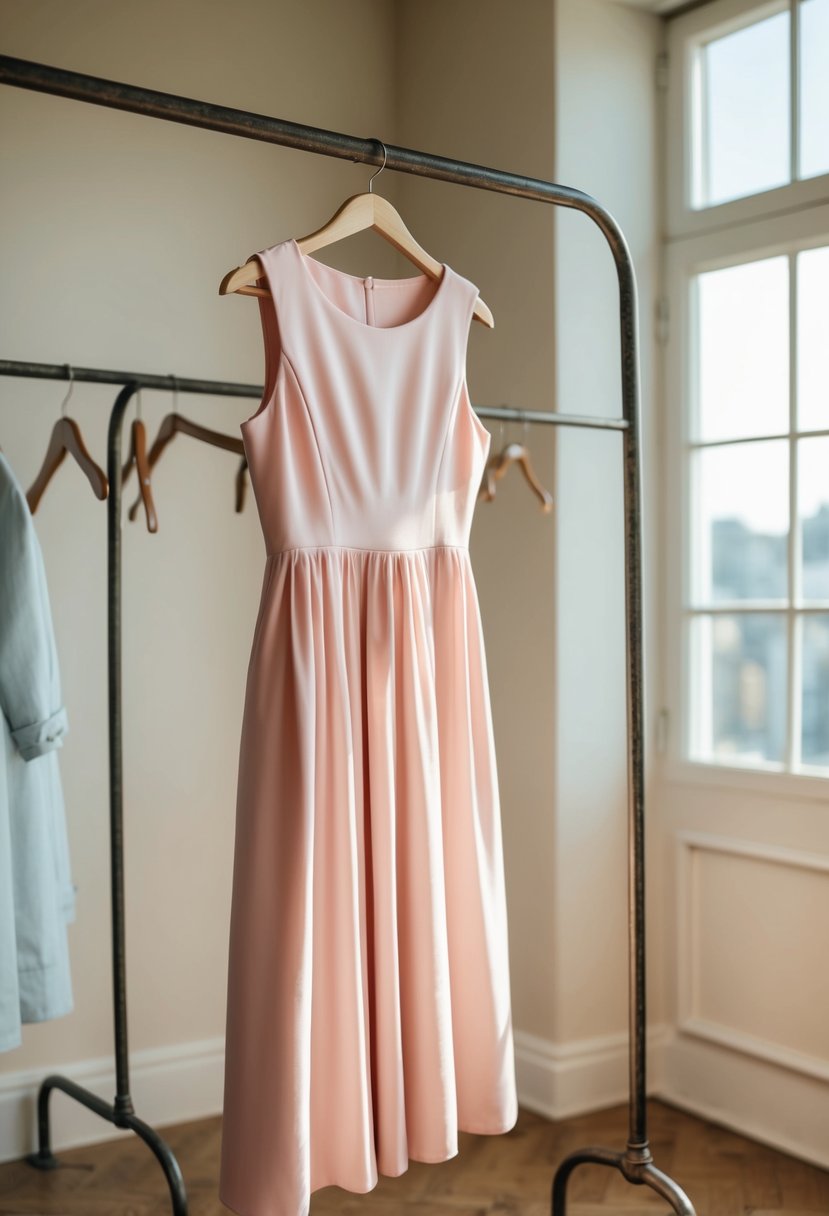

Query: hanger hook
59;363;75;418
170;373;179;416
136;387;142;421
368;138;387;193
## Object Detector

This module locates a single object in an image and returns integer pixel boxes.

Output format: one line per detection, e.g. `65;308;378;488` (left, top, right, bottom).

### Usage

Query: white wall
549;0;664;1102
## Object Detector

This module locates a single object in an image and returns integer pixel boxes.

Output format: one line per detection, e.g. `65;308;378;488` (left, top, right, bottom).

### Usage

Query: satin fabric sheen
219;238;518;1216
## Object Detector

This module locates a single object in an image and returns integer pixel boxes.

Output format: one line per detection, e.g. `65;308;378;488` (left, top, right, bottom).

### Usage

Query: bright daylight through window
667;0;829;777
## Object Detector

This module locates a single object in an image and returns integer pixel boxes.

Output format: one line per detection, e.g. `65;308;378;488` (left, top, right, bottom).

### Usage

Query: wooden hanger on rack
27;365;108;513
218;139;495;328
479;436;553;513
125;379;245;523
120;394;157;533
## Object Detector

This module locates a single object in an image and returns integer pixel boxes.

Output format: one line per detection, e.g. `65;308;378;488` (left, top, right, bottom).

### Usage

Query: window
664;0;829;781
688;249;829;771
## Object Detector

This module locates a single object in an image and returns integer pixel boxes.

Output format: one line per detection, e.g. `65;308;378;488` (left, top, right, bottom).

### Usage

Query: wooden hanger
27;366;108;513
125;386;245;522
480;439;553;513
478;460;498;503
219;140;494;328
121;410;158;533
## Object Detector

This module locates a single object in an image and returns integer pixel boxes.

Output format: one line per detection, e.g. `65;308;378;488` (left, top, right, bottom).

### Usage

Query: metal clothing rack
0;52;695;1216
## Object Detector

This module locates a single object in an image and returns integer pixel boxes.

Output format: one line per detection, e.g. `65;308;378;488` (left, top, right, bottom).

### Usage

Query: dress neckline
288;238;451;334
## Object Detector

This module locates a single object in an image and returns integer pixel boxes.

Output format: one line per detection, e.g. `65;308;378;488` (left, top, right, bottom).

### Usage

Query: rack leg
545;217;695;1211
24;1073;187;1213
551;1145;696;1215
24;381;188;1216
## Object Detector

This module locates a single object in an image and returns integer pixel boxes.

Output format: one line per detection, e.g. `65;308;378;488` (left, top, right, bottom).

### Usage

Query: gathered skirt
219;544;518;1216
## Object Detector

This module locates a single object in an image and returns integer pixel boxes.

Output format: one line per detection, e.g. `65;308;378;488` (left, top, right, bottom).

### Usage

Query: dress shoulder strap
440;265;483;385
244;242;293;407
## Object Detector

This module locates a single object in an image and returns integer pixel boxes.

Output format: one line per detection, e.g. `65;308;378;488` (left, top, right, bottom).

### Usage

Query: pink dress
219;237;518;1216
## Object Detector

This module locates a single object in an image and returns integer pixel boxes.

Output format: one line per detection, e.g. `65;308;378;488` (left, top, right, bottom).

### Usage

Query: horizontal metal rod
0;359;262;399
480;404;628;431
0;360;627;432
0;54;629;256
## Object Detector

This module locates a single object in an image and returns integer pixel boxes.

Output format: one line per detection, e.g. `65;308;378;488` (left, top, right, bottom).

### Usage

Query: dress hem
218;1113;519;1216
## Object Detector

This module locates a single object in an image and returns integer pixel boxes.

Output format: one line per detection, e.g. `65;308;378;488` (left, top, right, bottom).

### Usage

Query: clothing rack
0;52;695;1216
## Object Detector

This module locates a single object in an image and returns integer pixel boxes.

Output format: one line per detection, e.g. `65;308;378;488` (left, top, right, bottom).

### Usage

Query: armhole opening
241;254;283;429
460;373;491;448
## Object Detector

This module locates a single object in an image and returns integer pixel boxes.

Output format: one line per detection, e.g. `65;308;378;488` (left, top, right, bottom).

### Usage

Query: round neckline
288;238;451;333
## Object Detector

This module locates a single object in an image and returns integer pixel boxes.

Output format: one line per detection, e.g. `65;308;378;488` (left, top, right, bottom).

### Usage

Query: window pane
693;613;787;763
797;246;829;431
799;437;829;600
695;441;789;604
800;0;829;180
695;9;790;208
802;615;829;766
696;258;789;442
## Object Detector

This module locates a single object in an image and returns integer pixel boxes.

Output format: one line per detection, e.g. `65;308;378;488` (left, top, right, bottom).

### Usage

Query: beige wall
552;0;662;1055
0;0;664;1154
0;0;400;1112
395;0;558;1046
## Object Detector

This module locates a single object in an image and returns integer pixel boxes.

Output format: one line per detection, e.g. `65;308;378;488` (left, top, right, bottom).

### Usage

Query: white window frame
661;0;829;801
666;0;829;239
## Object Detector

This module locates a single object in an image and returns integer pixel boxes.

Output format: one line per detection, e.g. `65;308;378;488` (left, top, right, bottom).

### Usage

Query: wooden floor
1;1099;828;1215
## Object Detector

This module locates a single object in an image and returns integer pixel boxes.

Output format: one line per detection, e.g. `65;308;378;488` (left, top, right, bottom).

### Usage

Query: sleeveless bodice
240;238;491;555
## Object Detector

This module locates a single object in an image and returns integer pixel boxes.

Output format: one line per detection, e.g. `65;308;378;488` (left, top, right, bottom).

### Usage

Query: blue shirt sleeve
0;453;69;761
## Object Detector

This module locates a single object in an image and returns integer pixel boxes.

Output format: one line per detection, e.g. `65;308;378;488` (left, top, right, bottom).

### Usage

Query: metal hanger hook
170;373;179;415
368;138;387;193
59;363;75;418
136;387;142;421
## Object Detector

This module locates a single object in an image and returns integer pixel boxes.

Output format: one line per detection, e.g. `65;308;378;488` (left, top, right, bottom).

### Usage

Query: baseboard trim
658;1029;829;1170
3;1026;668;1164
0;1036;225;1165
4;1024;826;1172
513;1024;669;1121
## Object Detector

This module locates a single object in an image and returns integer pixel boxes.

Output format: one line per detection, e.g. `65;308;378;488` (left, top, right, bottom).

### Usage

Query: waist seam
266;543;470;558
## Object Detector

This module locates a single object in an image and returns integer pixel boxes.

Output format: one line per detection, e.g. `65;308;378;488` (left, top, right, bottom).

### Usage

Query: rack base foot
25;1148;60;1170
23;1072;188;1215
551;1142;696;1215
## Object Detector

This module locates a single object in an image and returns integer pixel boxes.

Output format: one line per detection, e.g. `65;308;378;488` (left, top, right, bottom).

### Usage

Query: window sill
657;755;829;805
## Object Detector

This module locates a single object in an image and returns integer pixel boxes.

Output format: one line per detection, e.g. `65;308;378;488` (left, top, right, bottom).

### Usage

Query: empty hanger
479;419;553;513
126;376;245;522
479;459;498;503
27;365;109;513
120;389;158;533
219;139;495;328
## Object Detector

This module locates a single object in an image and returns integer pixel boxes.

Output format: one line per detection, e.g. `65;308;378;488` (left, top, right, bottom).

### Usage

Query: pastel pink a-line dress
219;237;518;1216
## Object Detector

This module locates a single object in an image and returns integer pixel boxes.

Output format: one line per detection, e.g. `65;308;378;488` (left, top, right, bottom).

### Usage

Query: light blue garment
0;451;76;1052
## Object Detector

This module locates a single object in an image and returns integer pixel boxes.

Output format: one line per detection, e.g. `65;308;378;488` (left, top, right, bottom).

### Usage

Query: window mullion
790;0;799;183
788;248;800;768
787;246;802;768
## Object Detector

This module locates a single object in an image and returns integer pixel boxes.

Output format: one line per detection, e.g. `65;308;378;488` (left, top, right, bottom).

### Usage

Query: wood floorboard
0;1099;827;1214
